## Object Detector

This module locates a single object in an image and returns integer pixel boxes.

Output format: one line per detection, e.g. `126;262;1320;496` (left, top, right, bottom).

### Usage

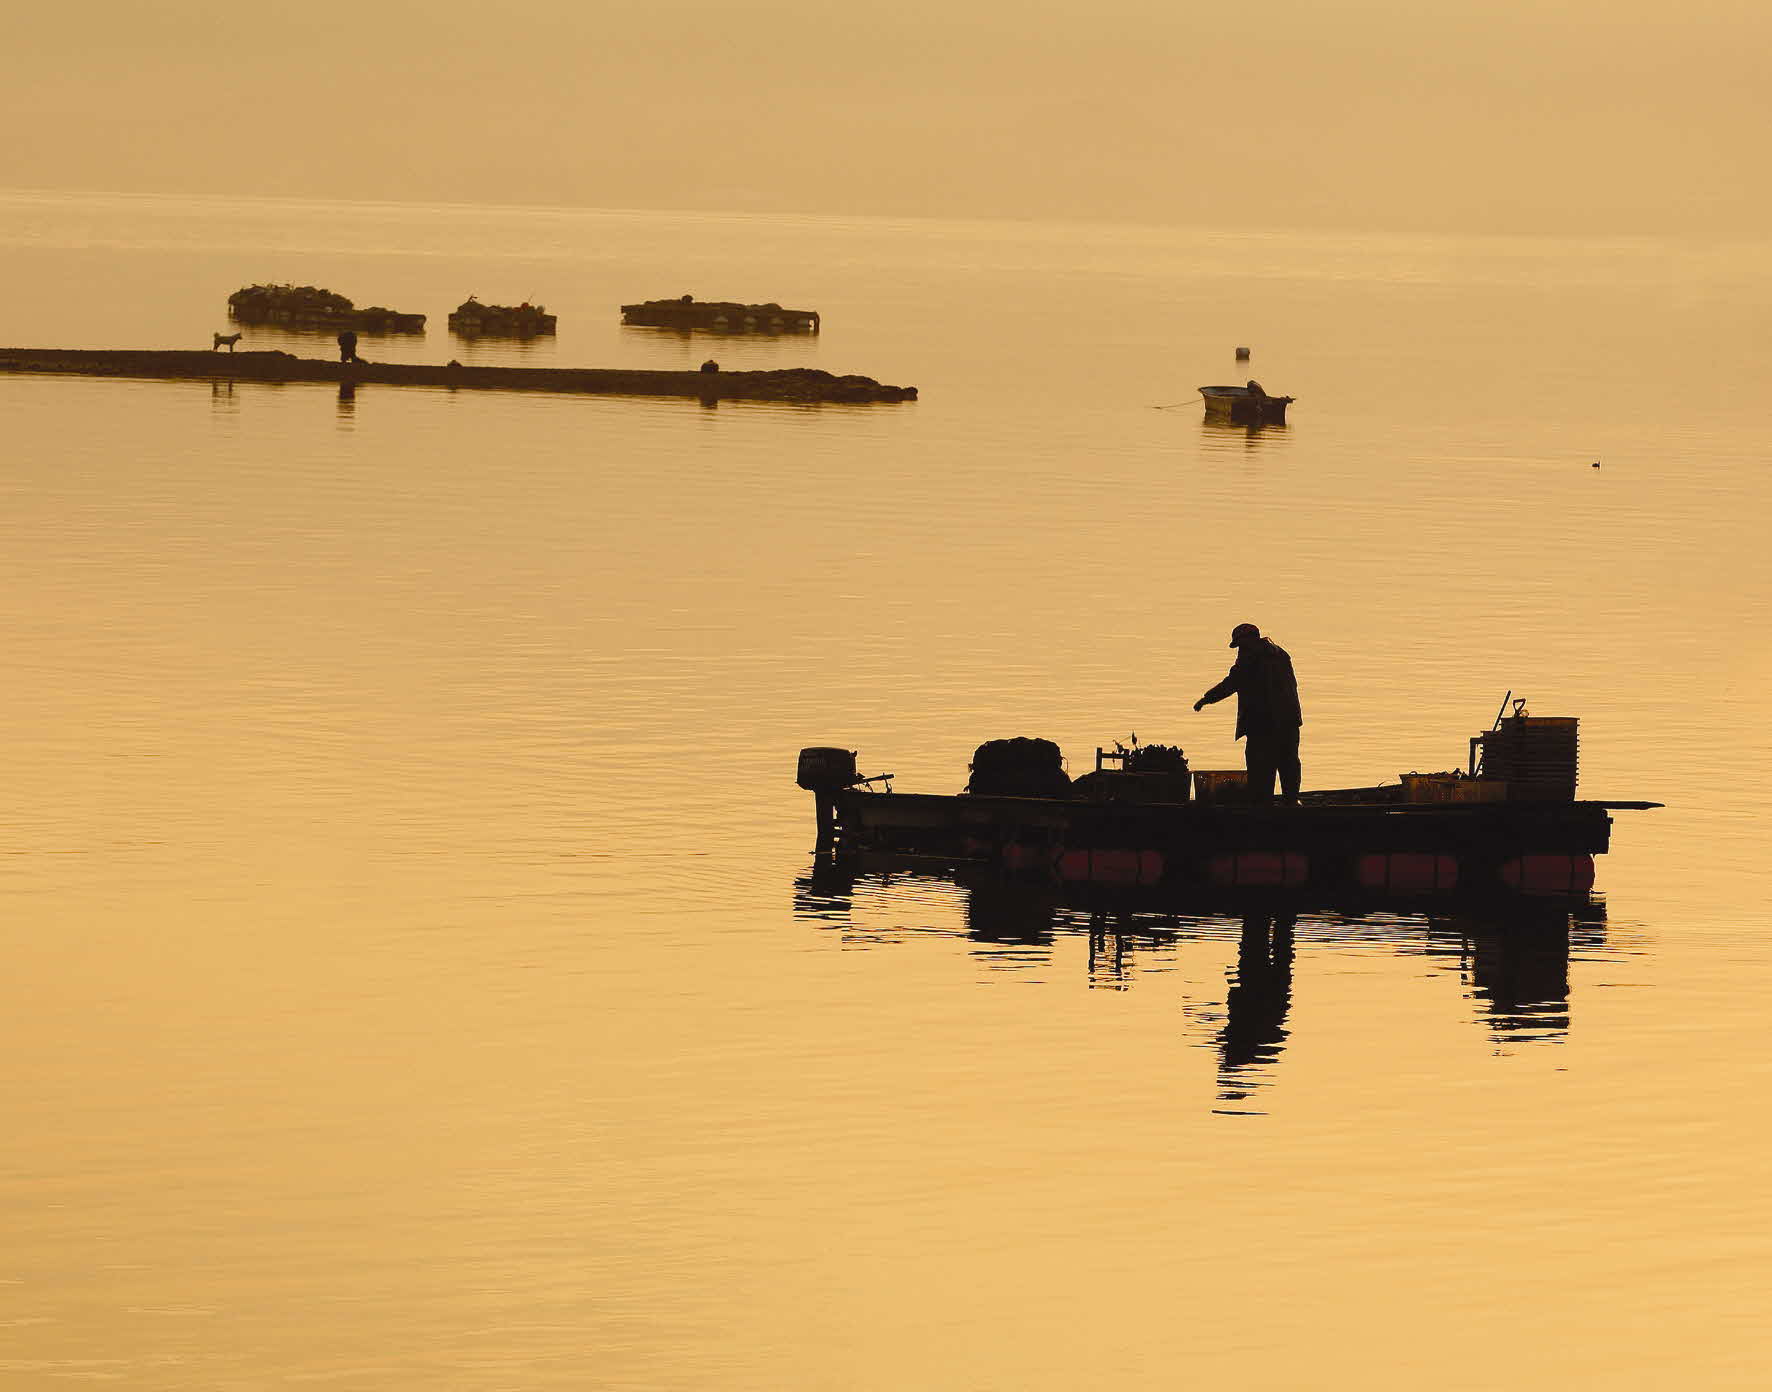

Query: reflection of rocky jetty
621;296;820;333
0;349;918;403
447;298;557;336
227;284;425;333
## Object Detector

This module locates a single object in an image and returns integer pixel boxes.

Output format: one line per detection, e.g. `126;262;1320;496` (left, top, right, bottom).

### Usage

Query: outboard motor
798;747;859;846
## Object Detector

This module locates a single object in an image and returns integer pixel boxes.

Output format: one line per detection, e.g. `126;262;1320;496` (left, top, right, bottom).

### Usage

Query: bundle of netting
964;738;1072;798
1124;743;1187;774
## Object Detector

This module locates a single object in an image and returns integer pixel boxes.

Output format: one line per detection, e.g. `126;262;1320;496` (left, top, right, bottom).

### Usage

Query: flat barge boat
622;296;821;333
0;349;918;404
799;713;1657;897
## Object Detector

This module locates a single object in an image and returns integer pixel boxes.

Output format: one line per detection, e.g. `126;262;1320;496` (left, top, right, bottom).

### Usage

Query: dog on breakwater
212;332;243;352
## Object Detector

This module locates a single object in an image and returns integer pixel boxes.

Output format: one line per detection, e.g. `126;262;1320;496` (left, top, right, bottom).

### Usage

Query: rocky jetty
447;298;557;336
621;296;820;333
0;349;917;404
227;284;426;333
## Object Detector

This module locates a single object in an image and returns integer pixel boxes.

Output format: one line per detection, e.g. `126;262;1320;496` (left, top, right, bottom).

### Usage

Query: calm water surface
1;190;1768;1388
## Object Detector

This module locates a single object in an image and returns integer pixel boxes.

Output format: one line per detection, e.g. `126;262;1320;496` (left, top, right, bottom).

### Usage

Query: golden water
1;190;1768;1388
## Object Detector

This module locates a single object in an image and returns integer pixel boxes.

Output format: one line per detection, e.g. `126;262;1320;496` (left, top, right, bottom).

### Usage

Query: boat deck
832;788;1657;894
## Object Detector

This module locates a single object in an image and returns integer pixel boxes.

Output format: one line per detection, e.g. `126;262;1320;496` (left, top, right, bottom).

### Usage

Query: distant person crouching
337;330;360;364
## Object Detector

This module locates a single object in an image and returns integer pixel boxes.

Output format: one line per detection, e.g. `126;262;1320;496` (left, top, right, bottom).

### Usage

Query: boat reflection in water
794;858;1608;1108
1200;416;1289;449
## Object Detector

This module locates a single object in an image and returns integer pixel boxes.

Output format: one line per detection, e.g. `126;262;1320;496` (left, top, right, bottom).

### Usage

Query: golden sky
8;0;1766;233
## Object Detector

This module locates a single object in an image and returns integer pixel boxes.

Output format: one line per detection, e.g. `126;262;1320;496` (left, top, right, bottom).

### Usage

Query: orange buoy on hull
1499;854;1596;894
1208;851;1309;888
1357;853;1460;892
1056;848;1164;886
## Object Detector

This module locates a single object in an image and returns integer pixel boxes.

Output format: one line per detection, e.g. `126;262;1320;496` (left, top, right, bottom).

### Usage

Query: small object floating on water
1200;382;1293;425
1593;460;1601;468
1235;346;1251;360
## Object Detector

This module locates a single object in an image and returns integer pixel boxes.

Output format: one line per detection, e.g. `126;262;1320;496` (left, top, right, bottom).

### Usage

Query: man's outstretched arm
1193;669;1239;712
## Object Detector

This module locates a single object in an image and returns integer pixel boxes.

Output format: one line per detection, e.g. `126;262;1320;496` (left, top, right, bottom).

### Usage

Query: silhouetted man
1193;622;1302;802
337;330;359;364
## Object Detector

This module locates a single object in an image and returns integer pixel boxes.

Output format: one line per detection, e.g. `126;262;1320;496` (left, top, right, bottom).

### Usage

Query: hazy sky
9;0;1767;234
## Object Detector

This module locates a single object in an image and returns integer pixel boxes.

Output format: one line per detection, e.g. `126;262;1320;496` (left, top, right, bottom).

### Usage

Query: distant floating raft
1199;384;1293;425
226;283;425;333
621;297;820;333
447;300;557;337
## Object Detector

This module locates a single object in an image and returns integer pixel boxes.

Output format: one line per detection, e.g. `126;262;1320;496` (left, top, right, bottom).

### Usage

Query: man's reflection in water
337;379;356;425
1217;912;1296;1100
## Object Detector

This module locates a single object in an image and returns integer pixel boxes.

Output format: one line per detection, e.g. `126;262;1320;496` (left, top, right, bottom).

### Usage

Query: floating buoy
1057;848;1163;885
1001;841;1054;874
1499;854;1595;894
1208;851;1307;887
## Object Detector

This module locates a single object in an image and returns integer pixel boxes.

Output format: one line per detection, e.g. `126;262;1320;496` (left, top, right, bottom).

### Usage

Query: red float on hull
1500;854;1596;894
1357;852;1460;892
1209;851;1309;888
1056;848;1165;886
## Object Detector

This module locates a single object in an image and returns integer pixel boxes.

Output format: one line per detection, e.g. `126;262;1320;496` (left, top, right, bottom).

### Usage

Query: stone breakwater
0;350;918;403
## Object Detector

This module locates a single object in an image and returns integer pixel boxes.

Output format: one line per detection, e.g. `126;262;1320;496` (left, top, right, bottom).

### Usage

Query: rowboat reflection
794;858;1610;1104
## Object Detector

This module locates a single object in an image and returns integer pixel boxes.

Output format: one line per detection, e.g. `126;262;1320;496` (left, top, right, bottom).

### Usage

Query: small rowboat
1200;384;1293;424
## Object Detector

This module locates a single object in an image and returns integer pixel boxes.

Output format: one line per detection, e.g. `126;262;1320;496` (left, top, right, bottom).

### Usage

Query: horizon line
0;183;1747;255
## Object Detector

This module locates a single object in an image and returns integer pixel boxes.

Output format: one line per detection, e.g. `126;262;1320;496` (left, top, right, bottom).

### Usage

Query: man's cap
1229;622;1261;648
